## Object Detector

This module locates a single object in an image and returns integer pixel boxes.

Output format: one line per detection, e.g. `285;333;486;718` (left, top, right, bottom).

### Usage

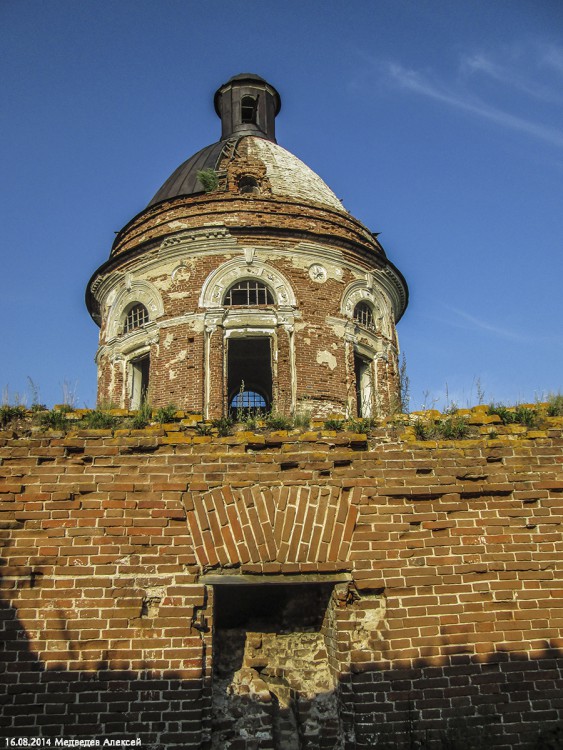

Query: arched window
124;303;149;333
224;280;274;306
353;302;375;331
241;96;257;124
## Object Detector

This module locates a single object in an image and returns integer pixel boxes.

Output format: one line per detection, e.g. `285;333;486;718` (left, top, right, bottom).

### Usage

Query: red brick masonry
1;425;562;748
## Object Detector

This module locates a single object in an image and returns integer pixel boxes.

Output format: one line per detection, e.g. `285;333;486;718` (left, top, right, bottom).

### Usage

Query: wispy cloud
444;306;530;342
385;61;563;149
542;44;563;75
460;52;563;105
442;306;563;347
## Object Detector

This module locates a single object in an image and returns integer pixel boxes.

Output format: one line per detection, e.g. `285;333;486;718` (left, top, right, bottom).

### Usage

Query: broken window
124;303;149;333
241;95;257;124
353;301;375;331
130;354;150;409
224;280;274;306
227;337;272;415
354;354;373;418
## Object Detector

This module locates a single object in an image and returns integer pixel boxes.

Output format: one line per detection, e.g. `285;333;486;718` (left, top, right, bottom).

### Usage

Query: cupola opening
238;175;260;194
354;354;373;418
241;96;257;124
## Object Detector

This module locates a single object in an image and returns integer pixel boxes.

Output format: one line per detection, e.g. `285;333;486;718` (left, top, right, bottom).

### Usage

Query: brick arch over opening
199;258;297;308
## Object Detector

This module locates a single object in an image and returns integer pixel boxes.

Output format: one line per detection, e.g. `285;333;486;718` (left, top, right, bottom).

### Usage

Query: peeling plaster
317;350;337;370
165;350;188;369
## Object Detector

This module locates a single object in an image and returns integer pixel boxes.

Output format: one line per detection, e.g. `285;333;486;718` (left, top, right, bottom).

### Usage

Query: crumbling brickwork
1;423;562;747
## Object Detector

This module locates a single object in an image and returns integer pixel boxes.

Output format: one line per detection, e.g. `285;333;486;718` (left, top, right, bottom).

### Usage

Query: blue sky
1;0;562;410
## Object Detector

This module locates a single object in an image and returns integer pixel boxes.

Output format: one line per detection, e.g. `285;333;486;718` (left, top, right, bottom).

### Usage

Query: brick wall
1;424;561;748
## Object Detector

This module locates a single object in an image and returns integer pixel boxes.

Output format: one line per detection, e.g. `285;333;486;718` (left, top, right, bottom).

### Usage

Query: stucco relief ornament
309;263;327;283
171;263;190;281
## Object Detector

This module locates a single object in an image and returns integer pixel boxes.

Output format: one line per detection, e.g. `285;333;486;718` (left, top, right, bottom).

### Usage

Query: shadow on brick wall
1;583;562;749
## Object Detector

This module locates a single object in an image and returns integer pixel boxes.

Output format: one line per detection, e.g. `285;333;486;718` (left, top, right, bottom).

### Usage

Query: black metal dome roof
148;141;225;206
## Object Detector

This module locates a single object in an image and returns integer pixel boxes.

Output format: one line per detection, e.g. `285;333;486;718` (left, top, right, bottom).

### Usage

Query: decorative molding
341;280;391;337
199;258;297;308
159;225;230;250
309;263;327;283
106;279;164;340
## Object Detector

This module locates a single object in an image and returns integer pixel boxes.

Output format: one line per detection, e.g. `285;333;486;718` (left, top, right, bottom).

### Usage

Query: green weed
196;168;219;192
211;416;234;436
154;404;177;424
81;410;118;430
324;418;345;431
38;409;69;431
546;393;563;417
131;401;152;429
0;405;27;428
264;412;293;430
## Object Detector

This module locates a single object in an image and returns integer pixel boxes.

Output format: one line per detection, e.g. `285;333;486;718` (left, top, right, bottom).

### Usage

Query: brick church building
86;73;408;419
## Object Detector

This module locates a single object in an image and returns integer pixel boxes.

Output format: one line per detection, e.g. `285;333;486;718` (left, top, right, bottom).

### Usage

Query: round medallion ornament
309;264;327;283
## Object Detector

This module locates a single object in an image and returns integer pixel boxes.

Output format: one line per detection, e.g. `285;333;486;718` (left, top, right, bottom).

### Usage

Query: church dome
148;73;345;212
148;135;345;212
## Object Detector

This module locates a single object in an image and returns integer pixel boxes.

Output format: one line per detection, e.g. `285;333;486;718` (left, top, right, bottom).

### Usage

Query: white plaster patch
168;221;189;229
188;317;205;333
163;333;174;350
247;138;345;211
326;320;347;339
166;350;187;368
317;350;337;370
169;292;190;299
349;602;387;651
169;370;177;381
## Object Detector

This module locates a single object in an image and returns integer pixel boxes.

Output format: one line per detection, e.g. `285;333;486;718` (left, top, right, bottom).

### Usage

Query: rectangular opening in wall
354;354;373;418
130;354;150;409
212;582;342;749
227;336;272;415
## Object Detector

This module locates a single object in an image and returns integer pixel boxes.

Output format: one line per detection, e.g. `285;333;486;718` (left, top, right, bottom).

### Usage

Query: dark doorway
227;337;272;415
211;582;341;749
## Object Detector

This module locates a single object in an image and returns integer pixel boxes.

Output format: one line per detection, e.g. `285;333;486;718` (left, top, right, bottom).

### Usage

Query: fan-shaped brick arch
183;485;360;569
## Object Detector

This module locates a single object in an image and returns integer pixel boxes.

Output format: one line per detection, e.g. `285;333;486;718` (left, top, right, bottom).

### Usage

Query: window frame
224;279;275;306
123;303;149;334
353;301;375;331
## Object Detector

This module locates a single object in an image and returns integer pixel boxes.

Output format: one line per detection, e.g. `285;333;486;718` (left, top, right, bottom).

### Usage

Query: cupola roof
148;73;345;213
